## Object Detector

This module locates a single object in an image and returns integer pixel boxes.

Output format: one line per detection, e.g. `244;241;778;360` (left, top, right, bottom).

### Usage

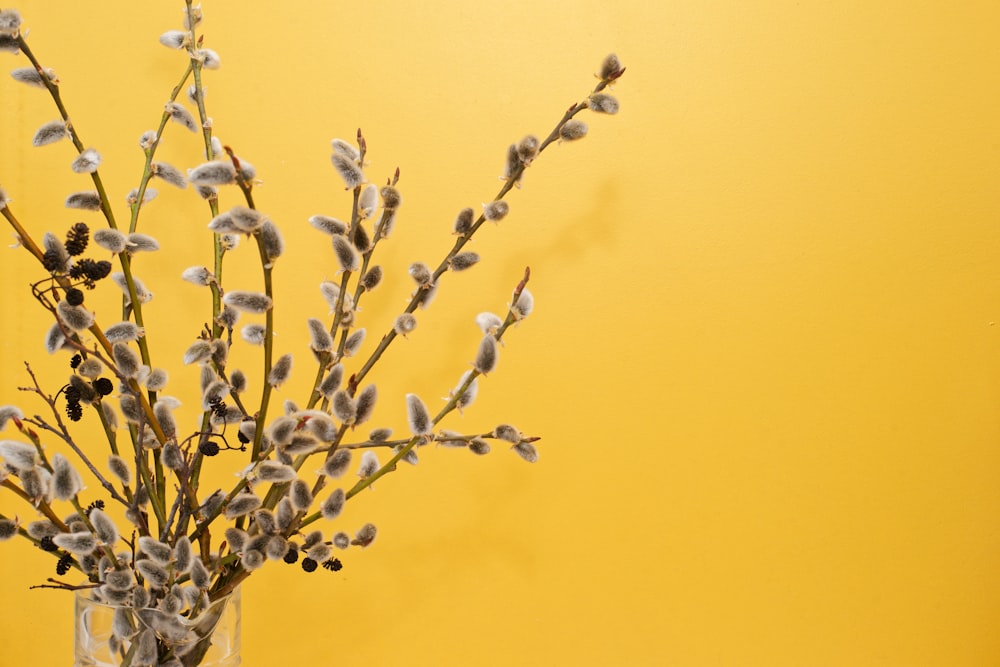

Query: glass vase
74;585;241;667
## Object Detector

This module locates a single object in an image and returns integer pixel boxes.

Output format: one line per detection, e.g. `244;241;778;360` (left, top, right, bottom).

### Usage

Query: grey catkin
224;493;262;519
319;364;344;398
322;448;352;479
357;451;379;479
473;334;499;374
331;152;364;188
0;405;23;430
165;102;198;132
58;300;95;331
268;353;293;388
260;220;284;264
151;162;188;189
320;489;346;521
53;532;97;555
343;328;366;357
126;233;160;253
332;390;356;424
483;200;509;222
108;454;130;485
354;384;377;425
51;453;83;501
112;342;142;379
307;318;333;352
512;287;534;319
71;148;102;174
228;206;264;232
161;442;184;470
405;394;432;436
32;120;68;147
93;229;128;254
136;559;170;588
332;234;361;272
223;291;273;314
453;207;475;235
65;191;102;211
187;161;236;186
308;214;348;235
393;313;417;336
138;536;173;564
290;479;313;512
158;30;187;49
588;93;620;114
449;252;480;271
559;119;588;141
105;321;144;343
513;441;539;463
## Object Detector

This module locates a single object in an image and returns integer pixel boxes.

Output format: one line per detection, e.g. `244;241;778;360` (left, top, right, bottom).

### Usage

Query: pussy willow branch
340;267;531;501
9;31;178;513
18;364;128;507
347;78;612;393
15;36;118;231
128;62;194;235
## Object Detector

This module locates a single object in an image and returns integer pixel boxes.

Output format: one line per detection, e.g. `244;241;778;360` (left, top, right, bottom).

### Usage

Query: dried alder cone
0;4;624;663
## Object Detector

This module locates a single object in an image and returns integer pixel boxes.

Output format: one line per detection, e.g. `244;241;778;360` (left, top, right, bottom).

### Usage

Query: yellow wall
1;1;999;665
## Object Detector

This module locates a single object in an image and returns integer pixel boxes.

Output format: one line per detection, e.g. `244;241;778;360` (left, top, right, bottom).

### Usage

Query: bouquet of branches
0;3;624;665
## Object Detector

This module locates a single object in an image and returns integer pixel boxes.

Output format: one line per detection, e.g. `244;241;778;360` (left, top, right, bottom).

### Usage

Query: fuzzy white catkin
138;536;173;564
483;200;509;222
473;335;499;374
108;454;131;485
57;300;94;332
224;493;262;519
321;488;346;520
164;102;199;133
343;328;366;357
406;394;432;436
331;152;364;188
71;148;102;174
354;384;377;425
513;441;540;463
187;161;236;186
268;354;293;387
151;162;187;189
255;461;297;483
224;290;272;314
332;390;356;424
357;451;380;479
241;324;267;346
453;371;478;410
105;321;144;343
393;313;417;336
183;340;212;365
309;214;348;235
307;318;333;352
560;119;588;141
174;536;193;574
261;220;284;263
322;449;352;478
53;532;97;555
33;120;68;147
113;342;142;379
126;233;160;253
190;557;211;590
0;405;23;430
181;266;214;286
290;479;313;512
51;453;83;501
332;234;360;272
358;184;378;219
